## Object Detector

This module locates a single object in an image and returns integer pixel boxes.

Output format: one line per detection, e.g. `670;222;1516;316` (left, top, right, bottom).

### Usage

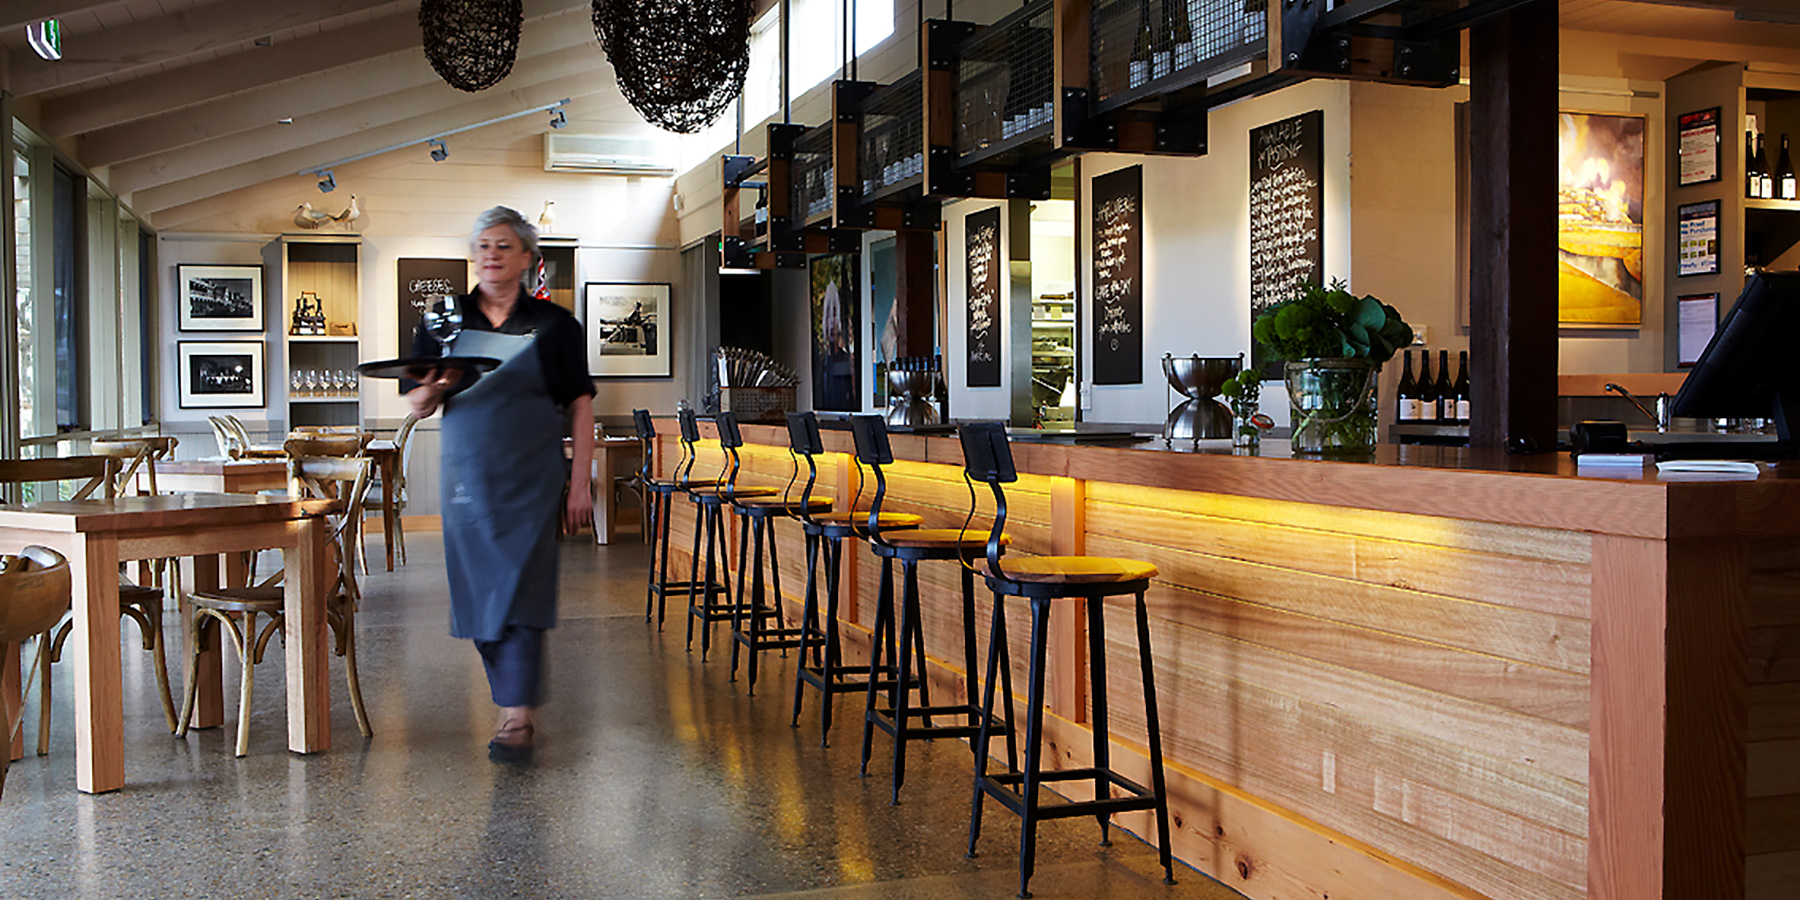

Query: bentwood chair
178;444;374;756
958;422;1174;898
361;413;419;573
0;456;182;744
0;546;71;798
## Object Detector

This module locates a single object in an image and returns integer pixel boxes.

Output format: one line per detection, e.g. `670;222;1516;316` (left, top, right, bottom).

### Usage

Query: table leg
4;640;20;762
187;555;226;729
69;536;124;794
594;456;616;545
381;453;396;572
284;516;331;753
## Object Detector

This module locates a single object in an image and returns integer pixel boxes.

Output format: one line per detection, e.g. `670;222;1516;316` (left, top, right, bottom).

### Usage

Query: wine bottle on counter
1453;351;1471;425
1396;350;1418;423
1779;134;1796;201
1748;129;1762;199
1436;350;1454;425
1416;350;1437;425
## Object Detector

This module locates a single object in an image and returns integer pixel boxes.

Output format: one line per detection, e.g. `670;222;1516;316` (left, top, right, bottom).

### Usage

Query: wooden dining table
0;492;334;793
134;458;287;495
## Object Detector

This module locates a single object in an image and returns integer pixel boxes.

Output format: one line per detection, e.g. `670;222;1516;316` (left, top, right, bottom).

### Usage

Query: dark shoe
487;721;534;765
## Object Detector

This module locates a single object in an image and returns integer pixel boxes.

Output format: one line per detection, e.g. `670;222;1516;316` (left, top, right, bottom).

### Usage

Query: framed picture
178;341;265;408
811;255;861;410
1677;200;1721;277
1678;293;1719;367
1677;107;1722;187
177;265;264;331
1557;111;1645;327
584;283;670;377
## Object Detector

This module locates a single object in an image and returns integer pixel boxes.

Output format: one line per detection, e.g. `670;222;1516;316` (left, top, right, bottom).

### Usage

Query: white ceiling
2;0;1798;228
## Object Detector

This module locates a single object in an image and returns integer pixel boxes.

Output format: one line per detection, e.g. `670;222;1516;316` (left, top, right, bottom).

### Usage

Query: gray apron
440;328;565;642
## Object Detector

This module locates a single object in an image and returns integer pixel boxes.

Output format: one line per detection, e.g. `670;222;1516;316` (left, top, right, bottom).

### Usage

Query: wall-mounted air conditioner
543;134;676;175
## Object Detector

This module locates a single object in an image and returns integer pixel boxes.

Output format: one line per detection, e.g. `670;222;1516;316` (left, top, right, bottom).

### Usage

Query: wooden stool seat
688;485;778;502
881;529;1011;550
811;510;924;529
977;557;1157;585
733;496;833;514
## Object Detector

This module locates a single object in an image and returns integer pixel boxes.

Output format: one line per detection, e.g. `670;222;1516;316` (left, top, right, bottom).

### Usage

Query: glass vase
1230;398;1261;449
1284;358;1380;456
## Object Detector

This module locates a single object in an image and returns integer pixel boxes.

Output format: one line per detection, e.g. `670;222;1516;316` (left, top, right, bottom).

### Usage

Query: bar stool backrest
787;411;829;526
714;411;750;500
675;407;702;487
849;415;897;545
958;421;1017;583
631;409;657;483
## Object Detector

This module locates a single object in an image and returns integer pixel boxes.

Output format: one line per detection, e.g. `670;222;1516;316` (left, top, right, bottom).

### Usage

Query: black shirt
406;290;595;406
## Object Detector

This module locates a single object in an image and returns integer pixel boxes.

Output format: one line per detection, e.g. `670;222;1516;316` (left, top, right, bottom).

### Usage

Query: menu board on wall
965;208;1002;387
1249;109;1325;377
1091;165;1143;385
396;258;467;356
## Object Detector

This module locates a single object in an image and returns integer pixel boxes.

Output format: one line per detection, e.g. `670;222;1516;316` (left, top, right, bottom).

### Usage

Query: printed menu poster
1250;110;1325;378
1091;165;1143;385
1677;107;1721;187
965;208;1002;387
396;258;467;357
1678;200;1720;277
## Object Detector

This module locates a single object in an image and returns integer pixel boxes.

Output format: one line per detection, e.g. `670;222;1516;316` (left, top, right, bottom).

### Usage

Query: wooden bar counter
654;419;1800;900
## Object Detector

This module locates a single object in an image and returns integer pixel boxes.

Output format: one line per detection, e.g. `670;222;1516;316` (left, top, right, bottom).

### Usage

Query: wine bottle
1453;351;1471;425
1167;0;1194;71
1395;351;1417;423
1129;3;1153;88
1748;129;1762;199
1416;349;1437;425
1779;134;1796;201
1757;134;1774;199
1435;350;1453;426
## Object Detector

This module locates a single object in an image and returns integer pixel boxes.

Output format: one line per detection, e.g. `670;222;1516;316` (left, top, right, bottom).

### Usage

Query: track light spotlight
429;139;448;162
549;108;568;129
317;170;336;193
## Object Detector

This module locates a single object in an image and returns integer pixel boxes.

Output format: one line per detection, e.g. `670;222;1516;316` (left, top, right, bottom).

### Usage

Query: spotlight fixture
429;139;448;162
317;171;337;193
549;108;567;130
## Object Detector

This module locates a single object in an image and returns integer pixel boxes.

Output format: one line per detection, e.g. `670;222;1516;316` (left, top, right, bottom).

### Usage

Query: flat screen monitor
1671;272;1800;450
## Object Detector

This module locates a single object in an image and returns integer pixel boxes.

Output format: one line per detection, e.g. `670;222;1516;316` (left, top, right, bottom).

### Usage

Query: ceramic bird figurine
293;202;332;229
332;194;362;228
538;200;556;232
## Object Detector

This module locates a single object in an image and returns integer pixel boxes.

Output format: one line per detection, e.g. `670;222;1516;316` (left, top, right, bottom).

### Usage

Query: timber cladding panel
1748;538;1800;900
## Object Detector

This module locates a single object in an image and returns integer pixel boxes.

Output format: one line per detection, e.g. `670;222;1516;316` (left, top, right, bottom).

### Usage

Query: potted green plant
1250;279;1413;455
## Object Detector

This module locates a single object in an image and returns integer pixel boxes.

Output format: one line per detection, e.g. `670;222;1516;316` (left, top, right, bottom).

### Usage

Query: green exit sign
26;19;61;61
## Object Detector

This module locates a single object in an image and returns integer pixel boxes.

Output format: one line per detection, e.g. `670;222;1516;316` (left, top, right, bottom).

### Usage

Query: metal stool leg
684;497;703;650
643;489;661;622
653;490;676;628
859;554;897;778
1136;590;1175;885
791;529;823;727
1087;594;1112;847
1017;596;1052;899
968;589;1011;857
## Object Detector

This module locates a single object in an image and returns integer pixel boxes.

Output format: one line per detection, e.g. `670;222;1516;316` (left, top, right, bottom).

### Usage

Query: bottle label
1398;398;1417;421
1457;400;1470;420
1784;176;1798;201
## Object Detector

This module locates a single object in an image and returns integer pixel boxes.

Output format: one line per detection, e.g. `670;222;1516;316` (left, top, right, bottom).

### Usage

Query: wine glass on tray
421;294;464;356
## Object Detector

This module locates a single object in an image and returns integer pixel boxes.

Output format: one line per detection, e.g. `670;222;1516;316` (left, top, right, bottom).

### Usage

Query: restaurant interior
3;1;1800;899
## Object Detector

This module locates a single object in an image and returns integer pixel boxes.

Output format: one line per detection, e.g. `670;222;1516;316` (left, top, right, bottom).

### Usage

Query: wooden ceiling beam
79;6;595;169
129;72;612;214
107;42;609;194
0;1;124;33
7;0;406;97
37;10;424;139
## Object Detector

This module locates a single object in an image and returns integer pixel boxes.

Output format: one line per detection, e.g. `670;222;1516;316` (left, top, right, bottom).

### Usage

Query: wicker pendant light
420;0;524;93
592;0;753;133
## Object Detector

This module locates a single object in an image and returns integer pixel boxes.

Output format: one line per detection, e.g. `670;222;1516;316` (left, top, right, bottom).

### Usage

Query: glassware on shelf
291;369;304;398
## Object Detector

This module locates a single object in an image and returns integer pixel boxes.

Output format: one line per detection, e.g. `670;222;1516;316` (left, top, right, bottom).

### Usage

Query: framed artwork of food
1557;112;1645;327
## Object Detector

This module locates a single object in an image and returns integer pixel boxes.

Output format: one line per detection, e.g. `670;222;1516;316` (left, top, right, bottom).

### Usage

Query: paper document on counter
1655;460;1764;476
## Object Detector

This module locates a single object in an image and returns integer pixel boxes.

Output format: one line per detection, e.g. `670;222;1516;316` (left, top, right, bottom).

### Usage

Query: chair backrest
787;411;832;526
207;416;241;459
92;436;177;497
714;411;749;498
848;415;897;543
674;407;702;487
958;422;1016;582
221;415;253;448
0;546;72;643
632;409;657;482
391;413;420;497
285;434;366;458
0;456;115;501
285;454;373;604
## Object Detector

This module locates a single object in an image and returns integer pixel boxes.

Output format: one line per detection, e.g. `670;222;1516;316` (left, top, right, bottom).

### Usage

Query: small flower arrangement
1250;279;1413;364
1219;371;1270;448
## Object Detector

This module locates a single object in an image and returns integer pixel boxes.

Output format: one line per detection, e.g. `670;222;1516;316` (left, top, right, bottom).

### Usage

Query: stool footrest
868;703;1008;742
977;767;1158;821
732;628;807;651
798;668;912;694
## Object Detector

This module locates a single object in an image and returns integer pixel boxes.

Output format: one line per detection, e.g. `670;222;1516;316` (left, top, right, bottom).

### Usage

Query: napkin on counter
1654;460;1764;476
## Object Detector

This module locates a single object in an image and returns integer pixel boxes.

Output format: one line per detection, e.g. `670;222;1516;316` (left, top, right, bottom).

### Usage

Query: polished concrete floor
1;532;1243;900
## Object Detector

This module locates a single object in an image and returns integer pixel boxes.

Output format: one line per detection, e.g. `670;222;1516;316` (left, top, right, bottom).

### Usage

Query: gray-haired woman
404;205;594;763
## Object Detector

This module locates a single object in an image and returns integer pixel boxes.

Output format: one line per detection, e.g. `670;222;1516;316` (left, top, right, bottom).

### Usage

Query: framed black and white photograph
177;265;264;331
584;283;671;378
178;341;264;408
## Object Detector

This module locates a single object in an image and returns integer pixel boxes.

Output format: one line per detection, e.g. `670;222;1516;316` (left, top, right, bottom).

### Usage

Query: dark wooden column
893;230;937;357
1468;0;1557;452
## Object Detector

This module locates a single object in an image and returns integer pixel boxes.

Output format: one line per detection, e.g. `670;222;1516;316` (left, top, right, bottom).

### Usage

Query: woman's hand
564;393;596;534
404;366;459;418
563;477;594;535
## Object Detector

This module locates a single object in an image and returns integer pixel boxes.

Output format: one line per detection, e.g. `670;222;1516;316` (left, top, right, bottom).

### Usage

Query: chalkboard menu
396;257;467;356
1249;110;1324;377
1091;165;1143;385
966;207;1002;387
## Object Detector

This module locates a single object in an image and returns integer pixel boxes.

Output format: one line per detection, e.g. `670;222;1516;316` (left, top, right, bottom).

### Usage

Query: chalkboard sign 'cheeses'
966;208;1002;387
1092;165;1143;385
397;257;468;357
1249;110;1325;377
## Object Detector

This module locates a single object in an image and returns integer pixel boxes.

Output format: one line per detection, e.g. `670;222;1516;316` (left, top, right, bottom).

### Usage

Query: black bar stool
715;412;830;692
785;411;924;745
678;408;775;660
852;414;1013;804
634;409;715;629
957;421;1174;899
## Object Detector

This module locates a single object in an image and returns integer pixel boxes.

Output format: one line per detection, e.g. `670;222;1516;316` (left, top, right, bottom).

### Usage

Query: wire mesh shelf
955;0;1057;160
791;124;836;225
1091;0;1266;109
858;71;925;202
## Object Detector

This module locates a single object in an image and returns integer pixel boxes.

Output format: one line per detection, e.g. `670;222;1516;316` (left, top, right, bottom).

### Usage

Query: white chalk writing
1093;194;1136;339
967;223;997;364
